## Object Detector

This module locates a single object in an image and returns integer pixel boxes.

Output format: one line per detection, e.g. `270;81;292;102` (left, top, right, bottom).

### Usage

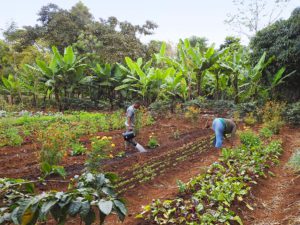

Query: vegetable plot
139;131;283;224
116;135;213;193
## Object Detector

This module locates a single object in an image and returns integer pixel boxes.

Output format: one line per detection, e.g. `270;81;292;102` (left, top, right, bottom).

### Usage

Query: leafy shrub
287;149;300;172
284;102;300;126
149;99;172;114
237;101;261;117
37;123;73;175
259;101;286;134
0;172;127;225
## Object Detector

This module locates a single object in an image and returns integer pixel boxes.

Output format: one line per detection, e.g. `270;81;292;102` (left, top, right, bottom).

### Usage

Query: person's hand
128;126;133;131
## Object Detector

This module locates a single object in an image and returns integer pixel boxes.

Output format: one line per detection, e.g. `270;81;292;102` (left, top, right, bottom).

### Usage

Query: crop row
116;136;213;193
139;130;283;224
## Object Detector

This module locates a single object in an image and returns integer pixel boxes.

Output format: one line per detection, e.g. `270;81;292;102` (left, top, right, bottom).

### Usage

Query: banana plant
0;74;23;104
220;48;248;104
177;39;227;97
81;63;123;109
160;68;188;112
26;46;86;110
115;57;162;105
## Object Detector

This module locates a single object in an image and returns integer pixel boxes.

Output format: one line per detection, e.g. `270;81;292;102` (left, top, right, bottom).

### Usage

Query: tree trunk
197;72;203;96
233;74;239;104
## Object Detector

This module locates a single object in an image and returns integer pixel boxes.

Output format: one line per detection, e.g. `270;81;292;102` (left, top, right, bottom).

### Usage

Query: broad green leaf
68;201;81;216
98;200;113;215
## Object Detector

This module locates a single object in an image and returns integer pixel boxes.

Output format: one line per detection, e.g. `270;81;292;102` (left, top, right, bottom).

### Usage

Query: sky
0;0;299;46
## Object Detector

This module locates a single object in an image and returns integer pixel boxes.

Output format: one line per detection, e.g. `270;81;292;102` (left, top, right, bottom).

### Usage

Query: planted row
116;135;212;193
139;130;283;224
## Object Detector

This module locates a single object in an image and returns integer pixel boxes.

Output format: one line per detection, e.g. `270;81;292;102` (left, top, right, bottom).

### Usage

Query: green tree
250;7;300;101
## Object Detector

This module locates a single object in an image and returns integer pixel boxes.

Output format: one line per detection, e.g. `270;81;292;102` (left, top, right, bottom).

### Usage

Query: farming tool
122;131;147;153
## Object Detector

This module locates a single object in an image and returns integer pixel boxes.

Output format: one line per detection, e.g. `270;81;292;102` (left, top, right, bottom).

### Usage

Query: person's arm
231;123;237;137
127;116;133;130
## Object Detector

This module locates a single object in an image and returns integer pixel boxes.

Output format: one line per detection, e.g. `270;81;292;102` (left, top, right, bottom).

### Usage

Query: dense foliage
250;7;300;101
0;172;127;225
0;2;298;111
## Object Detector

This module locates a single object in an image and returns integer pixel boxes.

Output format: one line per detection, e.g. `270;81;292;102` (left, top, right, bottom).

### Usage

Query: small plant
239;130;261;147
71;142;87;156
86;136;113;172
244;112;257;126
184;106;200;122
147;133;159;149
40;162;66;178
116;151;126;158
176;180;186;193
259;127;273;139
287;149;300;172
172;129;180;140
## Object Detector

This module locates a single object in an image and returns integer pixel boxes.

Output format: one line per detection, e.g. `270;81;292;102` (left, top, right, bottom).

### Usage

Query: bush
284;102;300;126
259;101;286;134
37;123;73;170
149;99;172;114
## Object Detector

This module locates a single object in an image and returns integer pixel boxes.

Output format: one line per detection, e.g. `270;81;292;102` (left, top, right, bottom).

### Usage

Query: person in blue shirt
212;118;236;148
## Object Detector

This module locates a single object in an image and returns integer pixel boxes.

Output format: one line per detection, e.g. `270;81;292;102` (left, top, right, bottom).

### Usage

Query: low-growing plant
86;136;113;172
116;151;126;158
71;142;87;156
147;133;159;149
259;127;273;139
239;130;261;147
172;128;180;140
0;120;23;147
40;162;67;178
244;112;257;126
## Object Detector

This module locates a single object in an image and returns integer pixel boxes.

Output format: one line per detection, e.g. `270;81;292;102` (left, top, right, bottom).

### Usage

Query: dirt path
240;127;300;225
